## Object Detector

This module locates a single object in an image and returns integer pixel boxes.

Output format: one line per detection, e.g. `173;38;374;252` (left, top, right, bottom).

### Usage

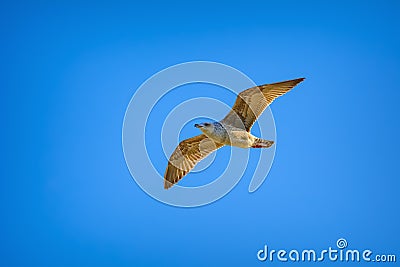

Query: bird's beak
194;123;203;128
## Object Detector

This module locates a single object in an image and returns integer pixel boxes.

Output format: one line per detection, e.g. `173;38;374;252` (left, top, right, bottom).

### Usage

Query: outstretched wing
221;78;305;131
164;134;224;189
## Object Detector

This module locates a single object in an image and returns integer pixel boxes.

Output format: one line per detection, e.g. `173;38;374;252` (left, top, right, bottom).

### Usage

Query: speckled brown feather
221;78;305;131
164;134;224;189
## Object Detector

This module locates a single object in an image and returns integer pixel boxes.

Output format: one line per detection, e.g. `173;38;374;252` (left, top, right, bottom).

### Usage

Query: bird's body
164;78;305;189
196;122;268;149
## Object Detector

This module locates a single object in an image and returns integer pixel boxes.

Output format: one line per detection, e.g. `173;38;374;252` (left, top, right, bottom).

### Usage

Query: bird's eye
204;123;210;126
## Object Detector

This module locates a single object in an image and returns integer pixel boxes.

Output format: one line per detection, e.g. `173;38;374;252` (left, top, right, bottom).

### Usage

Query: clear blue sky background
1;1;399;266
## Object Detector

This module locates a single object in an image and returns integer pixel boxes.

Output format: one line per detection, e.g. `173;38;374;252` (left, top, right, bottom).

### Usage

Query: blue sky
1;1;399;266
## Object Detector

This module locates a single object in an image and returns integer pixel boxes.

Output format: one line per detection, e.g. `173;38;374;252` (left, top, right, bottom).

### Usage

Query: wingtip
292;77;306;85
164;180;173;190
269;77;306;86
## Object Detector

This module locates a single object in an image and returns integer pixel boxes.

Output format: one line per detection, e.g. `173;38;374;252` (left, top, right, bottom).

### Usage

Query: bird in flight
164;78;305;189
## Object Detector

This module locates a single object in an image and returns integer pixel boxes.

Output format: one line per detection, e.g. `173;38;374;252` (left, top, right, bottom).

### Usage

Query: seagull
164;78;305;189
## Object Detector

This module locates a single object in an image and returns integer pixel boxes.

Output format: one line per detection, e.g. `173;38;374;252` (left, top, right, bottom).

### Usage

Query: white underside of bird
195;123;273;149
164;78;305;189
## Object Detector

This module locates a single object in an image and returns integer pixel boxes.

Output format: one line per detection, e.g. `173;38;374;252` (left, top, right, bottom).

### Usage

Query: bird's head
194;122;215;134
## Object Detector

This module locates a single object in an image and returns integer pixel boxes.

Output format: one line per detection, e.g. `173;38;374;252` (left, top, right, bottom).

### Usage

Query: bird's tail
251;138;274;148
